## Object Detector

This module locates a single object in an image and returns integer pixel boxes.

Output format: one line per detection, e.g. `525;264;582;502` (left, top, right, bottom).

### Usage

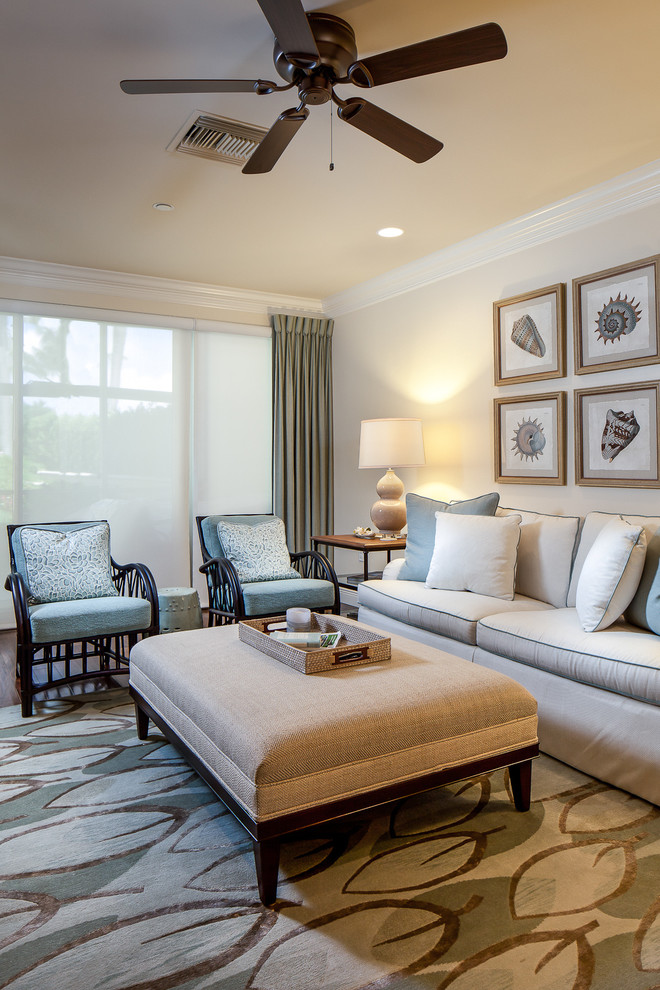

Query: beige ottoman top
129;619;537;822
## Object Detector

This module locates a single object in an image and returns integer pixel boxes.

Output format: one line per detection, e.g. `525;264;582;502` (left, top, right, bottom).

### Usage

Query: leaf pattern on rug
1;688;659;990
634;895;660;973
510;836;641;919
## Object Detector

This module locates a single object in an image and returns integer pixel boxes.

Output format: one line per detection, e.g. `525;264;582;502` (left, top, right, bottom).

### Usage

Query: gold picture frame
573;255;660;374
494;391;566;485
493;283;566;385
575;381;660;487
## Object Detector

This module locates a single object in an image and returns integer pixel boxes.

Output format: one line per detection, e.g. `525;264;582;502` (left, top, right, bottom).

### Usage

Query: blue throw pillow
626;525;660;634
397;492;500;582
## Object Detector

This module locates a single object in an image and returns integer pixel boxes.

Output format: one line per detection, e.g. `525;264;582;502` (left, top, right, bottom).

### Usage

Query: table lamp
358;418;425;537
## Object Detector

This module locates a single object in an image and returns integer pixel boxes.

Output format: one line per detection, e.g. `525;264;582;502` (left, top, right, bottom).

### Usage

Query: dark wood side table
312;533;407;589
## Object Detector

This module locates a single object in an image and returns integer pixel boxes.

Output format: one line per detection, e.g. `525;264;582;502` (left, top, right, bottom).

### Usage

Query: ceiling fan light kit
120;0;507;174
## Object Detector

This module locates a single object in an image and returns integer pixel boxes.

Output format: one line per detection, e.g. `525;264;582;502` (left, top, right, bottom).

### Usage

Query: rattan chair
6;520;159;716
197;513;340;625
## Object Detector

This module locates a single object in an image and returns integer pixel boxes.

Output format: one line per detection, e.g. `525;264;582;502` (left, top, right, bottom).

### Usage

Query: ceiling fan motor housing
273;13;358;94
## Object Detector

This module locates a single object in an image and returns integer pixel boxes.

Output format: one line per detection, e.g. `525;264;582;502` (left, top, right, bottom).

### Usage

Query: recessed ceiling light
153;202;174;211
378;226;404;238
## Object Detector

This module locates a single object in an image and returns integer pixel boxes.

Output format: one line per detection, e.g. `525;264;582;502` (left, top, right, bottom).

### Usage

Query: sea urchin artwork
511;418;546;461
595;293;643;344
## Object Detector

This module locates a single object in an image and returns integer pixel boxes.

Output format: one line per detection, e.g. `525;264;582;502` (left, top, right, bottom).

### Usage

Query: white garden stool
157;587;203;634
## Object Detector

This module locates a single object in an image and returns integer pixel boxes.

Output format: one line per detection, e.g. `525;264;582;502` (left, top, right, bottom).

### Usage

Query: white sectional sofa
357;494;660;806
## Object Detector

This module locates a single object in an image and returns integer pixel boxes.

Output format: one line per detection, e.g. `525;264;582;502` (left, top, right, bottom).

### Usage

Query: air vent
168;112;269;167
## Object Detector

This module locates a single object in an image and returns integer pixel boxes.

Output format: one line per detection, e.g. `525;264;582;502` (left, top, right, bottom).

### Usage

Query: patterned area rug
1;689;659;990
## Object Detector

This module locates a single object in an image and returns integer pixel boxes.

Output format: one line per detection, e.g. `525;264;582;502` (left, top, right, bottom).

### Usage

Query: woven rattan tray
238;613;391;674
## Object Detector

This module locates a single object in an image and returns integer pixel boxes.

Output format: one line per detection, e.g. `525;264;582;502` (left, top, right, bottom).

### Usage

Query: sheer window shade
0;308;272;628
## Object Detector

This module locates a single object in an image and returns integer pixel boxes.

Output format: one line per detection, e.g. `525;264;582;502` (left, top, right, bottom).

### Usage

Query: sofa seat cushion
476;608;660;704
29;596;152;644
242;578;336;617
358;579;553;645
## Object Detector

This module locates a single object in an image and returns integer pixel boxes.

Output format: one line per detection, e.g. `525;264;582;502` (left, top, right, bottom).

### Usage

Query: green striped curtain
272;314;334;553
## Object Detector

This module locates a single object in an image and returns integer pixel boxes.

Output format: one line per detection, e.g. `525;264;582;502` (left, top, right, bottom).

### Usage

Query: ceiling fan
120;0;507;174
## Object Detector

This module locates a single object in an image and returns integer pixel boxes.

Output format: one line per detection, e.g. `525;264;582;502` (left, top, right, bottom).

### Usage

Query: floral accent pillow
217;518;301;584
19;523;119;604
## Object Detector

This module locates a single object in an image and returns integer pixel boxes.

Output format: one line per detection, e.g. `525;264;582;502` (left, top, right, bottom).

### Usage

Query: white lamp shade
359;418;425;469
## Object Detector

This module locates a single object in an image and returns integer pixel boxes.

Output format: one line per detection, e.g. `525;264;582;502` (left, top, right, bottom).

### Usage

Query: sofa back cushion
627;523;660;634
426;511;521;600
567;510;660;633
575;516;647;631
496;507;580;608
398;491;500;582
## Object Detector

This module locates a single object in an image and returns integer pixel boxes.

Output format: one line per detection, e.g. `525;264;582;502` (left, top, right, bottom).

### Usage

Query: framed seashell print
493;284;566;385
575;381;660;487
573;255;660;374
494;391;566;484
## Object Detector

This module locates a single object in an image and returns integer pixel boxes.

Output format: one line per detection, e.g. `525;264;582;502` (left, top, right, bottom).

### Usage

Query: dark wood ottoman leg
253;839;281;906
509;758;533;811
134;701;150;739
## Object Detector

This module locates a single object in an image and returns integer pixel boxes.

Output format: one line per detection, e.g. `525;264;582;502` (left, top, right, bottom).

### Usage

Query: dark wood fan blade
120;79;262;94
350;22;507;87
242;106;309;173
337;98;442;163
256;0;320;67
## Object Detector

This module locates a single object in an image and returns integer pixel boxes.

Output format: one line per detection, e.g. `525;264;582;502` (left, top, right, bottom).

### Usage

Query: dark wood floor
0;629;20;707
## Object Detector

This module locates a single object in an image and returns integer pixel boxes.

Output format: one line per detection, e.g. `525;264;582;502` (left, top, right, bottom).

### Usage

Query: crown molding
323;158;660;317
3;159;660;321
0;256;324;318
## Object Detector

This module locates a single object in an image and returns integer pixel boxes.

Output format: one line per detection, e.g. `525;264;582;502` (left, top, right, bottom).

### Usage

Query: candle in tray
286;607;311;632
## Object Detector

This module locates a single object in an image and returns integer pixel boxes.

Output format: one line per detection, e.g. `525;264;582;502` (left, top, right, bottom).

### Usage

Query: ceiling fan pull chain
329;100;335;172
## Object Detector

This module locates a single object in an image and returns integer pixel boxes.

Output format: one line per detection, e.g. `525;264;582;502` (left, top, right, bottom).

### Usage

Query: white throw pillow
575;516;647;632
217;517;301;584
425;512;521;600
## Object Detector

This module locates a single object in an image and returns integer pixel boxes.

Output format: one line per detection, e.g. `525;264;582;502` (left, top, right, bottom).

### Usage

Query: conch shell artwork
601;408;640;461
595;293;642;344
511;314;546;357
512;418;546;461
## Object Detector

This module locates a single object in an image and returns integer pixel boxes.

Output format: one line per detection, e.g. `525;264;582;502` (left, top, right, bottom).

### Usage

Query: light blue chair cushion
398;492;500;582
242;578;336;617
29;596;152;644
626;524;660;635
199;514;276;561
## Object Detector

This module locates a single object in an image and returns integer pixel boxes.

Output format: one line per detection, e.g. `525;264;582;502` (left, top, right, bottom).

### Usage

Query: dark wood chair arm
199;556;246;622
291;550;341;613
111;560;160;631
5;571;34;646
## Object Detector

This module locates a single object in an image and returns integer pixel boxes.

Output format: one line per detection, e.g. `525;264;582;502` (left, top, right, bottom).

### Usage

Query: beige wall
331;202;660;572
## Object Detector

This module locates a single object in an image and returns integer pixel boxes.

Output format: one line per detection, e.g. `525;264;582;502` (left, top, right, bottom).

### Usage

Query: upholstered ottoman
129;619;538;905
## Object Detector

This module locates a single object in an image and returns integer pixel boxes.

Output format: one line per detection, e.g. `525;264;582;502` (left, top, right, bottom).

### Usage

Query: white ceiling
3;0;660;301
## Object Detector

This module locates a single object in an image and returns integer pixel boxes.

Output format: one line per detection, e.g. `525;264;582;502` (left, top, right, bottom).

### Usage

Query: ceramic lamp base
370;469;406;536
370;498;406;537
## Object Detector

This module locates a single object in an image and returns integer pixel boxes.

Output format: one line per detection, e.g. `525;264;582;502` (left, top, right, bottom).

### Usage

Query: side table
311;533;406;590
157;587;203;634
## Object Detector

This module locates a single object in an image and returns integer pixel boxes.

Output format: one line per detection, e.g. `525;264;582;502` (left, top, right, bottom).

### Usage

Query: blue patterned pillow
19;524;119;604
217;518;301;583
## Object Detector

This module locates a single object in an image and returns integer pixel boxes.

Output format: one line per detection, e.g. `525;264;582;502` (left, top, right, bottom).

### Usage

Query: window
0;306;272;627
